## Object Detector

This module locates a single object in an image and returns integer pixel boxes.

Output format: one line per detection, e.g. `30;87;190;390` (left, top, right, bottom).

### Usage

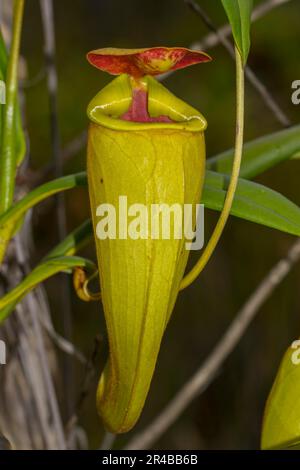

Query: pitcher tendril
73;268;101;302
180;46;245;290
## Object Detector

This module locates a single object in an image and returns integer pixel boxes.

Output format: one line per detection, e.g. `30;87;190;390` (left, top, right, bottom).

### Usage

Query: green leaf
0;172;87;265
0;219;94;320
0;172;87;233
202;170;300;237
46;219;93;259
221;0;253;64
0;255;96;323
207;124;300;179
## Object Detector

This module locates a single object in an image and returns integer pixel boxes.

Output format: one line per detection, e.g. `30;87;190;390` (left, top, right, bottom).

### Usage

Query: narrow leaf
221;0;253;64
203;170;300;237
207;124;300;179
46;219;93;258
0;256;96;322
0;220;94;319
0;172;87;264
0;172;87;230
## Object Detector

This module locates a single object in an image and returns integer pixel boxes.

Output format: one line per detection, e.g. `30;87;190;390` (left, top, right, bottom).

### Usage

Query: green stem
0;0;25;213
180;46;245;290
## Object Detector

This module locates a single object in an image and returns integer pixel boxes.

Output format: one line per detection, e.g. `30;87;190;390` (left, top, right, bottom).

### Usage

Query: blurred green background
20;0;300;449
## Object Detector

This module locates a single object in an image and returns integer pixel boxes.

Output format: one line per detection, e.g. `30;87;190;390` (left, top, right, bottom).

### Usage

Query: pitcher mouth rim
87;74;207;133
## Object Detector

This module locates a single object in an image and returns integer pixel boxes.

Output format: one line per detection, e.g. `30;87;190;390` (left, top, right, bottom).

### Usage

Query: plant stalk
0;0;25;213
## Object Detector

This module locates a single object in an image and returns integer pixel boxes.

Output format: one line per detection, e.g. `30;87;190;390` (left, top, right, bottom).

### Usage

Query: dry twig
39;0;75;423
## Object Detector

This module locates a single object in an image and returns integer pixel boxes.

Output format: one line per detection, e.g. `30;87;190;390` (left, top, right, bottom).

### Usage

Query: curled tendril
73;267;101;302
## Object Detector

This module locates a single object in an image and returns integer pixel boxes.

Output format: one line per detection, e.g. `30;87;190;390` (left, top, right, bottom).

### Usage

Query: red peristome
87;47;211;78
121;88;173;123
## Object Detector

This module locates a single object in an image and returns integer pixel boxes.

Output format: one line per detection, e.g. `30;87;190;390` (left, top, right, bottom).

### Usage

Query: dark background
19;0;300;449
